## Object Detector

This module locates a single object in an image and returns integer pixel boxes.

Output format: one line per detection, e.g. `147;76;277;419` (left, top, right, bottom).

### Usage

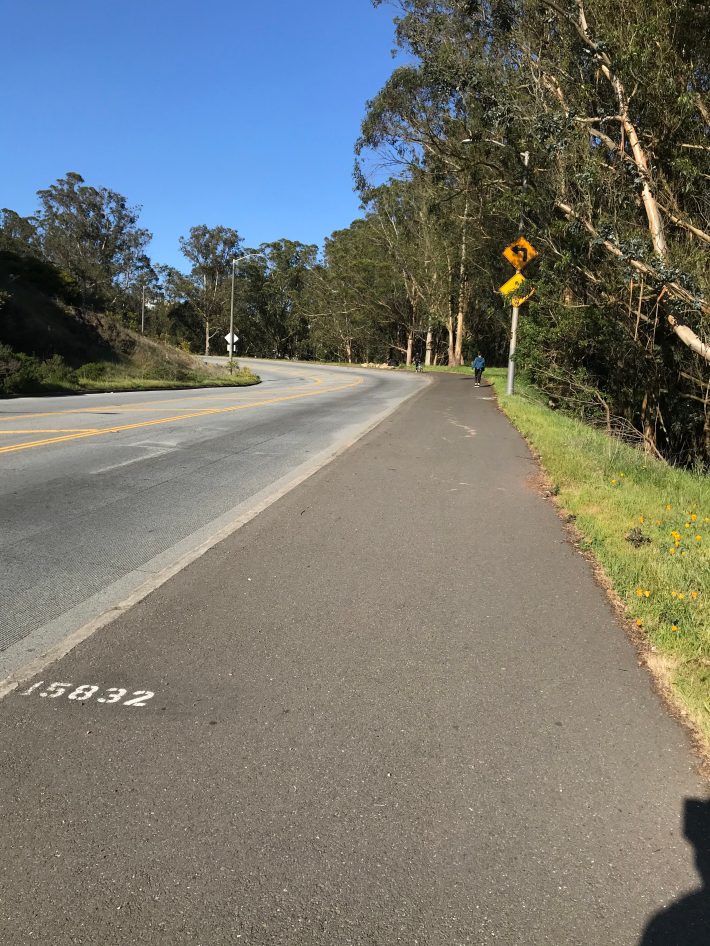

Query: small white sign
224;332;239;343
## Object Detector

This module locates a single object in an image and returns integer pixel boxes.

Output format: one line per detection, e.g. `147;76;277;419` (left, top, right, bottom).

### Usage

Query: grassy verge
488;368;710;748
399;364;472;374
0;347;258;397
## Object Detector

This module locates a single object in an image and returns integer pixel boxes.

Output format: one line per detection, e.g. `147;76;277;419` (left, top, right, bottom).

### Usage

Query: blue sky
1;0;402;269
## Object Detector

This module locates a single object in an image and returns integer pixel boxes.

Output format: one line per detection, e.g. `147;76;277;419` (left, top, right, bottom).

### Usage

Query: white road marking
19;680;155;707
90;446;174;475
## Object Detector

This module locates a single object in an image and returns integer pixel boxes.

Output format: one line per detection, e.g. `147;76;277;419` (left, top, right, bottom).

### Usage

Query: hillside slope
0;251;254;395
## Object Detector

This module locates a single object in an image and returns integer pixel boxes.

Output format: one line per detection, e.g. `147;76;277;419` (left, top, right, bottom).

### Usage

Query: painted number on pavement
20;681;155;707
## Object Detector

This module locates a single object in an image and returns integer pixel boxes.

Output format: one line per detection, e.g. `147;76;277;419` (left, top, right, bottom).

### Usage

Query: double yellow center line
0;376;364;457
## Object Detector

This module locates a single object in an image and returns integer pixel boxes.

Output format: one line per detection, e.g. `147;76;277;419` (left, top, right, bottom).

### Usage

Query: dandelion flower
681;550;687;556
639;516;645;524
685;522;691;529
636;588;644;597
691;591;699;601
704;517;709;524
671;591;678;598
671;625;679;632
644;590;650;597
678;593;685;600
635;619;643;627
696;535;702;542
666;504;673;511
669;548;676;555
691;514;697;522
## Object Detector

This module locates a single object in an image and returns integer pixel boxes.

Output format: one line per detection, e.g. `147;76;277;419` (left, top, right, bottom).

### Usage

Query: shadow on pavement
638;798;710;944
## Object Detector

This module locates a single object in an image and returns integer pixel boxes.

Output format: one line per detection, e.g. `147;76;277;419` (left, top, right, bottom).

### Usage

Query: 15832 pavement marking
19;680;155;706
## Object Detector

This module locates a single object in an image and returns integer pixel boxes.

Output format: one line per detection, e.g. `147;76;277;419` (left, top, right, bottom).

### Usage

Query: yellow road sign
503;236;538;270
499;273;536;306
499;273;525;298
512;286;536;306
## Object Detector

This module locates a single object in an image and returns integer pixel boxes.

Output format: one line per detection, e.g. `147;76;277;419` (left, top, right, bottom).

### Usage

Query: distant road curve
0;359;423;687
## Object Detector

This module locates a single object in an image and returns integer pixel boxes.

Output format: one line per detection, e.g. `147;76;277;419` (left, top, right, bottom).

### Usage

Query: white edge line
0;377;429;701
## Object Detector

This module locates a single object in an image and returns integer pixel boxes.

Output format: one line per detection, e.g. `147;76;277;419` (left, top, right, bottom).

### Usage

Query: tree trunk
556;202;710;363
425;322;433;366
406;331;413;366
454;294;466;366
604;69;668;258
447;316;455;365
205;319;210;357
453;196;470;366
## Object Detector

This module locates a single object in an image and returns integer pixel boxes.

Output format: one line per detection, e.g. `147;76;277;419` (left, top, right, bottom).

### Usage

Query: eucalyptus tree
358;2;525;364
0;209;38;257
235;240;318;357
34;172;151;308
366;0;710;460
302;219;402;363
498;0;710;457
165;225;242;356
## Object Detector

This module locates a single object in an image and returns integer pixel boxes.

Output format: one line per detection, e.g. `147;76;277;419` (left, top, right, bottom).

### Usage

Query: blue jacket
472;356;486;370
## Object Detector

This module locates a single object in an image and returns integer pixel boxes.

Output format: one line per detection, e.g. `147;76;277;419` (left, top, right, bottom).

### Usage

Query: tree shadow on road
638;798;710;944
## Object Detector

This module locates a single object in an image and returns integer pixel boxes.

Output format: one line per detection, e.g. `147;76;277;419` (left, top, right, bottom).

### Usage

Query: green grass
489;368;710;744
0;347;259;397
76;365;258;393
399;363;472;374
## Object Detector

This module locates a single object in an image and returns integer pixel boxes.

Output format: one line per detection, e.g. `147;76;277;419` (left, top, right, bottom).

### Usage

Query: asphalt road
1;372;708;944
0;359;421;680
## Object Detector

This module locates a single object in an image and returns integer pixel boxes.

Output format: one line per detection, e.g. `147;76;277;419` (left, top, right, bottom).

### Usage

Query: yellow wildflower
666;504;673;511
691;514;697;522
691;591;699;601
669;548;676;555
696;535;702;542
671;625;679;632
638;516;645;524
635;619;643;627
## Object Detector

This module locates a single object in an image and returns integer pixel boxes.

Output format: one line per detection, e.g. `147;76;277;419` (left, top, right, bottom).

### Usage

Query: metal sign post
224;332;239;371
499;236;538;395
507;303;520;396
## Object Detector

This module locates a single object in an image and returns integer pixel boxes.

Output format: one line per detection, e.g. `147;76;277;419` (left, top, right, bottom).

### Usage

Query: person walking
472;352;486;386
